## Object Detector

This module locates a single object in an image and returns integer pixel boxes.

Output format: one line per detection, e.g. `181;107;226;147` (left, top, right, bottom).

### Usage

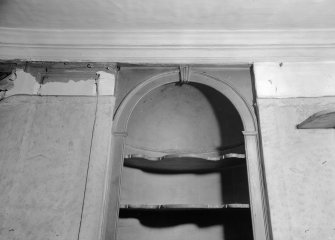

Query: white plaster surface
96;71;115;96
3;68;117;97
254;62;335;98
78;96;115;240
0;95;96;240
120;166;249;205
5;69;40;96
39;73;96;96
257;97;335;240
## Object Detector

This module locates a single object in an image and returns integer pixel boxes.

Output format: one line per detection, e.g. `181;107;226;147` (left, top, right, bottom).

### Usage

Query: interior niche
116;82;254;240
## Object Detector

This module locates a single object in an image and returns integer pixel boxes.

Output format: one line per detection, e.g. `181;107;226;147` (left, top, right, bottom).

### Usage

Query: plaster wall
0;67;116;240
0;96;96;240
2;62;335;240
255;62;335;240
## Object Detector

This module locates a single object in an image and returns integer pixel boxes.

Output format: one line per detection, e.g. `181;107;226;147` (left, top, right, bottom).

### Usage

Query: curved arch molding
113;70;257;132
102;69;272;240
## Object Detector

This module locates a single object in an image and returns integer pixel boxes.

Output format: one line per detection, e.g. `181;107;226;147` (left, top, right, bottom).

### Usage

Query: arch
113;70;257;133
103;69;271;240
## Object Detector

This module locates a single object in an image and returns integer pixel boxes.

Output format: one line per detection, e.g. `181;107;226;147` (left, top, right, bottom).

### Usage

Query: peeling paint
0;64;116;98
4;69;40;97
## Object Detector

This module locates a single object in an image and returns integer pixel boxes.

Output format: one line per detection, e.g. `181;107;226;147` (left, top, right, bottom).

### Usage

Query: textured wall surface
78;96;115;240
0;94;115;240
0;96;96;240
0;63;116;240
258;98;335;240
255;62;335;240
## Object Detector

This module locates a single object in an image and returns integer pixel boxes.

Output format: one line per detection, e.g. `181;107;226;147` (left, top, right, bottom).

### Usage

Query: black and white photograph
0;1;334;240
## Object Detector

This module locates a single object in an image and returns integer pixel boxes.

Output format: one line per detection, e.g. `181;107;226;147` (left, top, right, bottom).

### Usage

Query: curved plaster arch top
113;70;257;134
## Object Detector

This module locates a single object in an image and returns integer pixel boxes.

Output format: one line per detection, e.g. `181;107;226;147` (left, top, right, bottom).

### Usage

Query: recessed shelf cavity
124;153;246;173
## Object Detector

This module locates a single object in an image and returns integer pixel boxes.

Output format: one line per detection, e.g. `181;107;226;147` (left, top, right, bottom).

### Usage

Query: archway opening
117;82;253;240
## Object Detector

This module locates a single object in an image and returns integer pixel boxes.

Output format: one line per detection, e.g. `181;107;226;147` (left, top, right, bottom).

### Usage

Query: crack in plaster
77;78;99;240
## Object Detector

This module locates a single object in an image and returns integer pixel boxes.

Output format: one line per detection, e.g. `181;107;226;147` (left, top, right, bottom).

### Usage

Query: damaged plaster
0;62;116;99
0;62;116;240
2;69;40;97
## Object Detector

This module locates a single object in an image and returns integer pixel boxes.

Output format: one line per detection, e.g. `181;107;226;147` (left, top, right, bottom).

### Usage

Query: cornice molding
1;27;335;63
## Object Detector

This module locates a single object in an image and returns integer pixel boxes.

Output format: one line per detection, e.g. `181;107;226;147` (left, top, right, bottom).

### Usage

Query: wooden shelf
124;153;246;173
297;108;335;129
120;203;249;210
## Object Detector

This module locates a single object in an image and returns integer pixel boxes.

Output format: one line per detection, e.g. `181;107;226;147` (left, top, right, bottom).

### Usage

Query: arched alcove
103;69;270;240
126;82;244;156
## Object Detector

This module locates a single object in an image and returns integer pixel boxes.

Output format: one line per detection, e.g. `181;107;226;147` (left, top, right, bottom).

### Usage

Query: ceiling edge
1;27;335;63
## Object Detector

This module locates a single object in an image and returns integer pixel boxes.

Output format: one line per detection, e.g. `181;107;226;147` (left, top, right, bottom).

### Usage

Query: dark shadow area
186;83;252;239
188;83;250;204
187;83;244;152
124;156;245;174
120;208;253;240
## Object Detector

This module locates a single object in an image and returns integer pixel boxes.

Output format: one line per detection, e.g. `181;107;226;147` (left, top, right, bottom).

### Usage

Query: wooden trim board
1;28;335;63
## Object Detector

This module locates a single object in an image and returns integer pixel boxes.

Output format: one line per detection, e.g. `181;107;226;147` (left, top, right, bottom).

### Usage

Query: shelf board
124;153;246;173
297;109;335;129
120;203;249;210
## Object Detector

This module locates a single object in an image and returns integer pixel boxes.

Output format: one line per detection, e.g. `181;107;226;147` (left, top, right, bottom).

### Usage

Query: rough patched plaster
1;66;116;98
0;63;117;240
40;75;96;96
4;69;40;96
